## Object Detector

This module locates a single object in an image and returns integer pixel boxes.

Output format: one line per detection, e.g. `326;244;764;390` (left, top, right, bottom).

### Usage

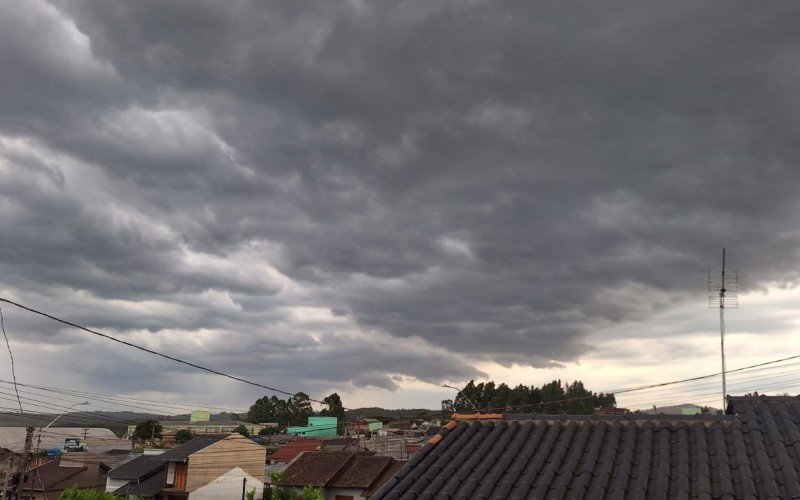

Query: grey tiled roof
158;434;227;460
373;402;800;499
106;454;164;480
113;470;165;496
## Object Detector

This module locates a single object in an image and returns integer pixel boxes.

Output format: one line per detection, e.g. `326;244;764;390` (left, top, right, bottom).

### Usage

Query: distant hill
0;410;250;437
344;407;439;422
1;407;440;433
0;411;158;437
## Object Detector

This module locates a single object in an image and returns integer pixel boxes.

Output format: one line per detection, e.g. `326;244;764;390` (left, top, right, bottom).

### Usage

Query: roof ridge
323;451;359;487
363;456;396;490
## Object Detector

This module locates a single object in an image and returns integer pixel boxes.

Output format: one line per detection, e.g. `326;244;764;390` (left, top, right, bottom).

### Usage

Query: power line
0;297;339;410
0;379;249;416
434;353;800;417
618;367;800;405
0;305;26;427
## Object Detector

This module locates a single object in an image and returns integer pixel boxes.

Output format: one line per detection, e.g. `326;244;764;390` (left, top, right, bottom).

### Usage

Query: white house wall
105;477;130;493
189;467;263;500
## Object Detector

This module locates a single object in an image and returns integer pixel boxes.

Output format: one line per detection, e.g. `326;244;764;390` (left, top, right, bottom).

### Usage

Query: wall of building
185;435;265;492
190;410;211;423
286;416;338;437
189;467;263;500
105;477;130;493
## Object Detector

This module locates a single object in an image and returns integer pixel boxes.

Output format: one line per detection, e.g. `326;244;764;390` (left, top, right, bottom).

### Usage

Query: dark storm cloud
3;0;800;399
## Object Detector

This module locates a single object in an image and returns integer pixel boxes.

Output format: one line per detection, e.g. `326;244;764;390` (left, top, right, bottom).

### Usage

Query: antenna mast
708;248;738;411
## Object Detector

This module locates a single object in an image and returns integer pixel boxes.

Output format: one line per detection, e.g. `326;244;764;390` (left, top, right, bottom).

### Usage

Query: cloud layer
3;0;800;406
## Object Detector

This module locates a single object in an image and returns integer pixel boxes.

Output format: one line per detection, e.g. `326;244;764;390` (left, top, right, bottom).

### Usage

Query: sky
3;0;800;415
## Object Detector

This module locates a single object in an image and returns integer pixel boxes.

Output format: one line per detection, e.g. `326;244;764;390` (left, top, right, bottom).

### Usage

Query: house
320;437;359;452
19;458;109;499
286;416;339;437
349;419;383;436
59;449;138;469
106;434;266;499
276;451;404;500
374;396;800;499
652;403;705;416
268;438;323;466
124;411;269;442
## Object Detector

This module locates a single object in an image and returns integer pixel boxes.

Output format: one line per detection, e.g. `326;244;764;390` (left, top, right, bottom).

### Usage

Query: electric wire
7;379;249;413
432;353;800;418
5;298;800;426
0;305;26;426
0;297;341;410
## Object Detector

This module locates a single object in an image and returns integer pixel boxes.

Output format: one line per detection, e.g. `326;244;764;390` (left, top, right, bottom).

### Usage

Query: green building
190;410;211;423
286;416;338;437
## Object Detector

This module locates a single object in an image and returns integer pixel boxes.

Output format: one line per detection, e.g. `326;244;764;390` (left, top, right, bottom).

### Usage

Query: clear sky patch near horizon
2;0;800;413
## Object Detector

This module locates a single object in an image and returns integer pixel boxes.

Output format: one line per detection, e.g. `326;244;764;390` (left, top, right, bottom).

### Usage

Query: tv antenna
708;248;738;411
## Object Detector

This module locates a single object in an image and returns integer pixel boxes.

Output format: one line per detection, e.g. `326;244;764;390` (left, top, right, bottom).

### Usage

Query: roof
106;454;164;480
727;394;800;436
373;405;800;499
279;451;401;494
330;455;394;488
113;470;166;496
269;438;323;463
158;434;227;460
363;460;406;498
279;452;356;487
108;434;228;479
321;436;358;451
23;460;86;490
60;450;138;469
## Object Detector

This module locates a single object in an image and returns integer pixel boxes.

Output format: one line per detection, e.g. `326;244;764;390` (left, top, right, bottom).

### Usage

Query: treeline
442;379;616;415
247;392;345;432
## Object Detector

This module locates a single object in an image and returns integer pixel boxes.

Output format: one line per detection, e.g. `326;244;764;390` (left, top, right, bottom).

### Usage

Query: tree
451;379;616;415
453;380;478;412
302;486;324;499
59;487;117;499
174;429;194;443
235;424;251;438
258;426;280;436
248;391;325;428
318;393;345;434
132;419;162;443
288;392;313;425
441;399;455;414
248;395;277;424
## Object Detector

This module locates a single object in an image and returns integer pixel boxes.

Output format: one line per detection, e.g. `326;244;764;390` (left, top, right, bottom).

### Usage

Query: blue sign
46;449;62;456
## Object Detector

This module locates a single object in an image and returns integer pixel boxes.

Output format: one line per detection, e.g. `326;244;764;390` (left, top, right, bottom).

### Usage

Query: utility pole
719;249;728;411
13;426;33;499
708;248;738;412
241;477;247;500
1;453;11;499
